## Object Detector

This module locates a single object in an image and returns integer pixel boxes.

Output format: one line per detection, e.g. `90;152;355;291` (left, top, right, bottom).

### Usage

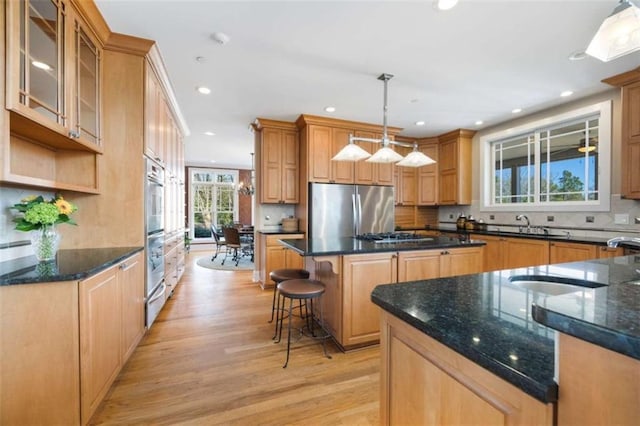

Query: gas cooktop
355;232;434;244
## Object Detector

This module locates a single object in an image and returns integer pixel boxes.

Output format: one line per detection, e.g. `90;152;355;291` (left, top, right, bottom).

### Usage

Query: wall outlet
586;216;594;223
547;216;554;222
614;214;630;225
449;214;454;219
489;215;495;220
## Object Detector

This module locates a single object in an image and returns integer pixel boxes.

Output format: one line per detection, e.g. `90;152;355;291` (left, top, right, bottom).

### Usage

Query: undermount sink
508;275;606;296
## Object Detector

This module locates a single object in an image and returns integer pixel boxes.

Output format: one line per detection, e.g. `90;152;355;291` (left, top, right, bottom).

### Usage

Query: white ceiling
95;0;640;170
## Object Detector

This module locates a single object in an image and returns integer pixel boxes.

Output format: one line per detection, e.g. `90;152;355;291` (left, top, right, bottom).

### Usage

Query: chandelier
331;73;436;168
238;152;255;196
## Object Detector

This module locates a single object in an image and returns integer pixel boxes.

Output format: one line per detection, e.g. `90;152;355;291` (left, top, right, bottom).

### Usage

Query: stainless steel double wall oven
145;158;166;327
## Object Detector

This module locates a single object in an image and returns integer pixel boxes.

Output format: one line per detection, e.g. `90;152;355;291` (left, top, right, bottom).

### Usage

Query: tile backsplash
438;194;640;239
1;187;55;262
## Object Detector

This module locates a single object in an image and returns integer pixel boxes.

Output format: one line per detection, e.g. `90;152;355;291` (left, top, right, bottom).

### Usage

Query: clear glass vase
30;225;61;261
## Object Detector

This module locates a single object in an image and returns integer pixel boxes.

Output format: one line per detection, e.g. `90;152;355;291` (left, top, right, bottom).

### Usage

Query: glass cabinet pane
20;0;65;124
75;23;100;145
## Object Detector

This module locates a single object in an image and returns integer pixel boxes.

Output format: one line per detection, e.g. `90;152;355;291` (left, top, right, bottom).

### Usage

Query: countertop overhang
278;236;485;257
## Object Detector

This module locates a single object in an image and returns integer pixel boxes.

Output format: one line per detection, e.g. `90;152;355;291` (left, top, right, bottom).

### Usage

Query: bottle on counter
456;213;467;230
465;215;476;231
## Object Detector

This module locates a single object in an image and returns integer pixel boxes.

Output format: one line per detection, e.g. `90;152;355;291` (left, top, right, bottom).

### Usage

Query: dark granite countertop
371;255;640;403
0;247;144;286
256;229;305;235
279;236;485;256
399;225;615;245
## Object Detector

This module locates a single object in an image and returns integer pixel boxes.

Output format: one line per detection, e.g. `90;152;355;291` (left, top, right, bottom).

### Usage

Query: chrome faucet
607;236;640;248
516;214;530;233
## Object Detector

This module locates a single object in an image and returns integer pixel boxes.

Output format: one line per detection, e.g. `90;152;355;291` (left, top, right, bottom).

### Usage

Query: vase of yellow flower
12;194;78;261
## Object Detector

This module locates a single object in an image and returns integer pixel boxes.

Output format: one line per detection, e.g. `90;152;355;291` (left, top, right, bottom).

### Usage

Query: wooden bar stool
268;268;310;323
274;278;331;368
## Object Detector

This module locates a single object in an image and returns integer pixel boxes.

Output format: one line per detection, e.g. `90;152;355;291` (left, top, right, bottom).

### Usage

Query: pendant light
237;153;255;196
586;0;640;62
331;73;436;168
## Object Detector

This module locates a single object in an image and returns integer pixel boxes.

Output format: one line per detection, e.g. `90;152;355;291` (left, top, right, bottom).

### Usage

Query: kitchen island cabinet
281;236;485;350
0;248;144;426
380;311;554;425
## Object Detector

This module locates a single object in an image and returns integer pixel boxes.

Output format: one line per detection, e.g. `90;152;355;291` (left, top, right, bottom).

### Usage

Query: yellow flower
55;198;75;215
21;195;37;202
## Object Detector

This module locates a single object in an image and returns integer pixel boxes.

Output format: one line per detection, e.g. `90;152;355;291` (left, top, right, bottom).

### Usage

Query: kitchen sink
508;275;606;296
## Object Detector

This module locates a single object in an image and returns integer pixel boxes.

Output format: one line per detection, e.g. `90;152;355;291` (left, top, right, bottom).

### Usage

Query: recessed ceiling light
195;56;206;63
324;106;336;113
211;32;230;45
415;121;425;126
32;60;52;71
560;90;574;97
204;131;215;136
434;0;458;11
410;98;419;103
197;86;211;95
568;50;587;61
210;160;217;163
512;108;522;114
475;120;484;126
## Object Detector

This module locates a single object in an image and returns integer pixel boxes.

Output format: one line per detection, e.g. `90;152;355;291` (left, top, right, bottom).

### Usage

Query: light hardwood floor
89;251;381;425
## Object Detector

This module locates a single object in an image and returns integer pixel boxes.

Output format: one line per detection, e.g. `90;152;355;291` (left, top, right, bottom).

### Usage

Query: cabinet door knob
119;263;127;270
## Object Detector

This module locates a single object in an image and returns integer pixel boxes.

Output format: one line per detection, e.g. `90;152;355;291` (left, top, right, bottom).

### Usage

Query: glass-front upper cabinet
6;0;102;151
71;19;101;146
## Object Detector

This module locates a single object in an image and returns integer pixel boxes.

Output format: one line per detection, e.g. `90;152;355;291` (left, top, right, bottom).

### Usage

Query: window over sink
480;101;611;212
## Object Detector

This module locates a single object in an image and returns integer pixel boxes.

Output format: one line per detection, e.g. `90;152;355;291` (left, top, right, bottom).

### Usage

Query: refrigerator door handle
357;193;363;236
352;193;358;236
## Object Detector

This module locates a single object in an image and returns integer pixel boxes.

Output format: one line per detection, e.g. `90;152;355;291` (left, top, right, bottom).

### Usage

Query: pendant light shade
396;147;436;167
330;73;438;168
586;0;640;62
331;142;371;161
366;146;404;163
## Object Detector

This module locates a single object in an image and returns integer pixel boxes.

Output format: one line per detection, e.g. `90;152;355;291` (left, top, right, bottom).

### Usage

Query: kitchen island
371;255;640;425
279;236;485;350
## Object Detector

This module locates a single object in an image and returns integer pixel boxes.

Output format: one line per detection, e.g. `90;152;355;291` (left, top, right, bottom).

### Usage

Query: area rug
196;255;254;271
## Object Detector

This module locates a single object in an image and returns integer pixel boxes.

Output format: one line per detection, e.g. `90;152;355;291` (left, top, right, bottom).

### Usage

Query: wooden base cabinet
0;252;144;426
0;281;81;425
80;252;144;424
472;235;549;272
557;333;639;425
257;233;305;289
397;246;483;282
380;311;555;426
342;252;398;348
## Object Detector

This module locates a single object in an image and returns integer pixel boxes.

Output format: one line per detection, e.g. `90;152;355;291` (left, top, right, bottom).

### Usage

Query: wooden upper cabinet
438;129;475;205
417;140;439;205
393;144;415;206
296;115;401;186
331;127;356;183
354;130;394;185
254;118;299;204
144;65;163;164
5;0;102;151
604;67;640;199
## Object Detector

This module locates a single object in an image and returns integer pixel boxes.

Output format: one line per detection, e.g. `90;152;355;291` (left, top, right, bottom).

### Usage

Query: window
189;168;239;241
481;101;611;212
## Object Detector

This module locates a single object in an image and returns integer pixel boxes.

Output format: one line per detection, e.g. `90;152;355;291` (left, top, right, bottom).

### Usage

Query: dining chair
222;227;242;266
211;224;226;261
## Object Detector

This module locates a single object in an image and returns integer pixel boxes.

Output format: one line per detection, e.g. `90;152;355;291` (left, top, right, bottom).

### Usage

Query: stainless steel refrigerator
309;182;395;239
